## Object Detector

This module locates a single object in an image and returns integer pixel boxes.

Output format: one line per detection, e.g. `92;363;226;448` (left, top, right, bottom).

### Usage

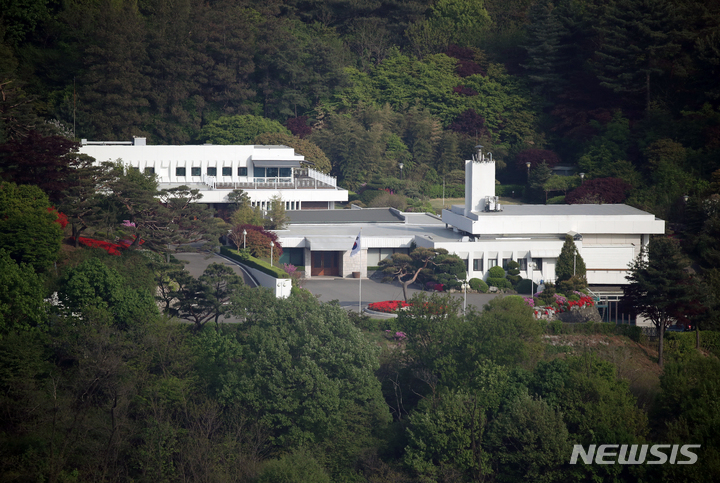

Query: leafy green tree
216;291;391;452
521;0;568;100
624;237;702;367
0;181;62;272
528;161;552;202
106;165;220;251
593;0;680;110
404;381;502;480
486;392;572;483
265;194;289;230
77;0;151;139
58;257;159;330
59;158;112;246
0;249;46;334
555;234;586;284
529;354;648;482
0;130;82;202
379;247;444;301
653;355;720;481
198;115;290;145
257;448;331;483
174;262;244;331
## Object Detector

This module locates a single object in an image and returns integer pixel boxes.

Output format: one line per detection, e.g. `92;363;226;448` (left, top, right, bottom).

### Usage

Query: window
267;167;279;178
502;258;511;270
144;167;155;175
473;259;483;272
191;167;201;177
207;167;217;176
222;167;232;176
531;258;543;271
176;167;186;176
254;167;266;178
238;167;248;176
279;167;292;178
488;259;498;268
518;258;528;271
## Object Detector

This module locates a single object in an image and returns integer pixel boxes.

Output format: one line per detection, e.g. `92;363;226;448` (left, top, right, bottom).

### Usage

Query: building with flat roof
275;147;665;286
79;137;348;211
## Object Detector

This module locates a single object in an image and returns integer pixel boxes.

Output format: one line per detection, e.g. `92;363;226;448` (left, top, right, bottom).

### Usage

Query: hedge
221;246;289;279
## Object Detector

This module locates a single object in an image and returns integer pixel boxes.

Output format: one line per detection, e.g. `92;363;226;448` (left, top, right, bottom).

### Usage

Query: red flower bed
368;300;410;313
48;207;68;228
75;237;124;256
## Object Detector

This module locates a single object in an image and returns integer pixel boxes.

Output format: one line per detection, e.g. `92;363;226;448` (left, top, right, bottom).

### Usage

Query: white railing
307;167;336;187
202;175;217;189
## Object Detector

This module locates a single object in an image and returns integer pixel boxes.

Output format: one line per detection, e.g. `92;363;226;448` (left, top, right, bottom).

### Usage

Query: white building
275;147;665;288
79;137;348;210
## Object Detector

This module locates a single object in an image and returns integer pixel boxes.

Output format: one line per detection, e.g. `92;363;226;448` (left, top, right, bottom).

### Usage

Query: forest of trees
2;0;720;481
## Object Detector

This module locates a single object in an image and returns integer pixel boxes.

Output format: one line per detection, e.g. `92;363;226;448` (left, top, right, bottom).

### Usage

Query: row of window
472;258;543;272
170;167;249;177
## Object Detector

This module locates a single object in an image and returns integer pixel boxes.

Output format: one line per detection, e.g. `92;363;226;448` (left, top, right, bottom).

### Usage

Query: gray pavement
172;253;503;319
174;252;256;286
302;274;503;313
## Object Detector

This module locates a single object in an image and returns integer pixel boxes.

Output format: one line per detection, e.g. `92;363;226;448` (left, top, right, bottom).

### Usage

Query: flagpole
358;228;362;313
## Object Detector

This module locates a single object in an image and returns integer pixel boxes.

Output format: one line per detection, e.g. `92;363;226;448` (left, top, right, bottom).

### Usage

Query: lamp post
242;229;247;250
398;162;404;180
270;240;274;267
580;172;585;183
526;161;531;181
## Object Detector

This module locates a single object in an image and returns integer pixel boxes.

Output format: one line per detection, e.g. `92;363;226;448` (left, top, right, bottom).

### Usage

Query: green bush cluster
469;278;488;293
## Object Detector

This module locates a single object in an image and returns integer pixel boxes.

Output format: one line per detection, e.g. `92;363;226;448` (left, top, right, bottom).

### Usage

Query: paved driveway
302;275;502;313
173;253;503;317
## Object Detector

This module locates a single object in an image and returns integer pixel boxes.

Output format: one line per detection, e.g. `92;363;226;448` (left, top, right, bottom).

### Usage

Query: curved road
173;252;502;314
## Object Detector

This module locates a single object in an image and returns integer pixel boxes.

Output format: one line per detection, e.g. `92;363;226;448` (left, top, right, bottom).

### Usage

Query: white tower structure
464;145;497;216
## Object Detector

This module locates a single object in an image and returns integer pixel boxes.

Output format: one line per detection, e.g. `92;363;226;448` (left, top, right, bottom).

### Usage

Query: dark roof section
288;208;404;224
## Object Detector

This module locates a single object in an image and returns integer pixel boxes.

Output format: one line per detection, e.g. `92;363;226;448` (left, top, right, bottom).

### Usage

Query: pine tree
623;237;701;367
593;0;681;110
555;234;586;283
521;0;568;100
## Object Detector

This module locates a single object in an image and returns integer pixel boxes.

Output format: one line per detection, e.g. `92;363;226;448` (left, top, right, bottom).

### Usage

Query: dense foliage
2;1;720;480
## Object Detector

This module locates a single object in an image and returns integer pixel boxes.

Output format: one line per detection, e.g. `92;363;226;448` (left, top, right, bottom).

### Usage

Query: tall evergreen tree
623;237;702;367
593;0;681;110
521;0;568;100
555;234;586;283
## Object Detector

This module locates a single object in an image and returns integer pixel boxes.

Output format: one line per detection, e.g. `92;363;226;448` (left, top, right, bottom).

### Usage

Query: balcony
207;168;338;190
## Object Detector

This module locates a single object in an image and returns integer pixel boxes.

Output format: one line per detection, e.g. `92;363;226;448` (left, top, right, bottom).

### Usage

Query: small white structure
274;146;665;289
79;137;348;210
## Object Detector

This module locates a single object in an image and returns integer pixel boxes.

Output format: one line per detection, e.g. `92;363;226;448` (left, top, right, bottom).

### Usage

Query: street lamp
580;172;585;183
242;229;247;249
526;161;531;181
398;162;404;180
270;240;275;267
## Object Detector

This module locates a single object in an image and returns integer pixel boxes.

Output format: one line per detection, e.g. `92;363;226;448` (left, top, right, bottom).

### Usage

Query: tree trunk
696;324;700;350
402;281;410;302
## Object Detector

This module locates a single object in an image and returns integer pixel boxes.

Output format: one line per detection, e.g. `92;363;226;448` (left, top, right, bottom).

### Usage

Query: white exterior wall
465;158;496;216
79;142;348;206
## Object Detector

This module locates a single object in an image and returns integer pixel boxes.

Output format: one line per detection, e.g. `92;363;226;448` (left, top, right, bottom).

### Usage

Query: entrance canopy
306;236;356;251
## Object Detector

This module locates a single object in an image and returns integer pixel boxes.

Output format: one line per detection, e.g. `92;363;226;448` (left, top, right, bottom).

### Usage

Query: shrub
487;277;511;289
469;277;488;292
488;266;505;278
516;278;534;294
